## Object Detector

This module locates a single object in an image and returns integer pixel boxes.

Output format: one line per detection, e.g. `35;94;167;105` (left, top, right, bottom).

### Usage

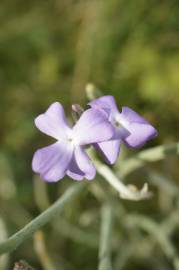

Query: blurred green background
0;0;179;269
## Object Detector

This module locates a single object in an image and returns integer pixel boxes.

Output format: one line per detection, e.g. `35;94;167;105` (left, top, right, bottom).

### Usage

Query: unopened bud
85;83;102;100
71;104;84;122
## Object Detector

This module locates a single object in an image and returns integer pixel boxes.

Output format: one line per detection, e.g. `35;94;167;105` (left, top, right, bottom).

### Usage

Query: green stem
98;204;113;270
120;142;179;177
125;214;179;270
95;160;151;201
0;182;85;255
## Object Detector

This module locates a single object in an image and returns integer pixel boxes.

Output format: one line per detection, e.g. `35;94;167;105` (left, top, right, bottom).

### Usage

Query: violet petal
73;108;114;145
95;139;121;164
32;141;73;182
67;146;96;180
35;102;71;140
120;107;158;148
74;146;96;180
67;155;85;181
89;95;118;114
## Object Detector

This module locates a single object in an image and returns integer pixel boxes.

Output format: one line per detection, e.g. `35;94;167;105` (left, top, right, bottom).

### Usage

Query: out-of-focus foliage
0;0;179;269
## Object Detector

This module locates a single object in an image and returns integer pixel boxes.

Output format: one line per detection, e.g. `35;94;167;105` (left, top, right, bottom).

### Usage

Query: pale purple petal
75;147;96;180
67;147;96;180
120;107;158;148
120;107;150;124
89;95;118;114
32;141;73;182
35;102;71;140
73;108;114;145
95;139;121;164
67;156;84;181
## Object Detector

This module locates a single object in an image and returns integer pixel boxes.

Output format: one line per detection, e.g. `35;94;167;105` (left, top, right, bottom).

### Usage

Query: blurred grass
0;0;179;269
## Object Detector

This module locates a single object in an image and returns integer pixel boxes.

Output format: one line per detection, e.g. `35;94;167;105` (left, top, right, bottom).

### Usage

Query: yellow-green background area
0;1;179;269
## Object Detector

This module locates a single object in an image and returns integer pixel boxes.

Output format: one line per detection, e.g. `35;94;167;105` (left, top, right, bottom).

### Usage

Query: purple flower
32;102;114;182
89;95;158;164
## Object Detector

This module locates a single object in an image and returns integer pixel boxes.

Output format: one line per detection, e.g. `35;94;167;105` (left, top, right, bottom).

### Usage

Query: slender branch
34;231;55;270
33;176;50;211
0;182;85;255
145;168;179;196
98;204;113;270
124;214;179;270
161;208;179;237
53;218;98;249
95;160;152;201
33;177;98;249
0;218;9;268
120;142;179;177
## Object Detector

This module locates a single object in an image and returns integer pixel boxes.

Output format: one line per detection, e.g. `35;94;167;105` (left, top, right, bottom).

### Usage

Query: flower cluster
32;96;157;182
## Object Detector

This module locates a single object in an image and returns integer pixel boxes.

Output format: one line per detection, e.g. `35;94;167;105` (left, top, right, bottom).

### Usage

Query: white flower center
113;118;121;128
109;114;123;129
113;113;128;129
66;132;77;146
67;136;74;143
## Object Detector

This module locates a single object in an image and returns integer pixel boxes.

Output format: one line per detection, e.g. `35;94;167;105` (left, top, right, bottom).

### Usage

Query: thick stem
0;182;85;255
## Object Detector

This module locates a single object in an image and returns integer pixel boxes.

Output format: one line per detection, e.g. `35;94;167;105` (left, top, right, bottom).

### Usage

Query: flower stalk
95;160;152;201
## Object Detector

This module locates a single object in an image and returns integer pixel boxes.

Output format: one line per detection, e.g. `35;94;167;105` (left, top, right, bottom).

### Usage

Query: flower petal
89;95;118;114
67;156;84;181
120;107;158;148
95;139;121;164
73;108;114;145
120;107;150;124
32;141;73;182
67;162;85;181
75;147;96;180
35;102;71;140
67;147;96;180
